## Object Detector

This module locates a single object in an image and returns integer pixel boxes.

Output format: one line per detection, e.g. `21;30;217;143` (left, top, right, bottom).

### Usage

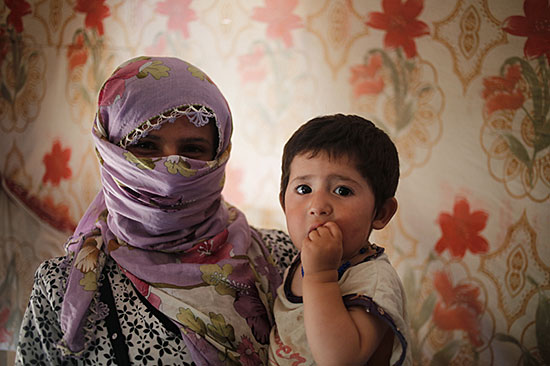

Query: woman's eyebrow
174;137;213;146
141;135;210;144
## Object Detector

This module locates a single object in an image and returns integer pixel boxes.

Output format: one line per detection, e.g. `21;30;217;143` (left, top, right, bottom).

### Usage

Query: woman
16;56;295;365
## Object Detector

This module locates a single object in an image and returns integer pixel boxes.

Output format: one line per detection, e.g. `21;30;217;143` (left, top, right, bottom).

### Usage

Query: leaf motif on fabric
200;264;237;297
107;239;120;253
79;271;97;291
165;156;197;176
207;312;236;345
187;64;213;84
217;351;240;366
137;60;170;80
75;237;100;273
123;152;155;169
176;307;207;336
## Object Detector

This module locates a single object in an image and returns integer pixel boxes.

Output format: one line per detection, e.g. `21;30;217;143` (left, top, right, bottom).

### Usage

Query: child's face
127;116;217;160
282;151;377;261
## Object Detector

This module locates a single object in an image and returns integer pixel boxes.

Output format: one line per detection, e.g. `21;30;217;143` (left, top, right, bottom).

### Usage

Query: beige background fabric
1;0;549;364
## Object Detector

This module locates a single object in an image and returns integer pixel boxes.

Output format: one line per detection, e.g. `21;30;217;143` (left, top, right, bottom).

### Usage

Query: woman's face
127;116;218;160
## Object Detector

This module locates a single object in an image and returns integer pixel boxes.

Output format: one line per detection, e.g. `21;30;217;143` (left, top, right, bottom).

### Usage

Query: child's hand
301;221;343;277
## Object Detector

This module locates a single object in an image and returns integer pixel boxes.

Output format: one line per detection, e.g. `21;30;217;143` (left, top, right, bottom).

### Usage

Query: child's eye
296;184;312;195
334;186;353;196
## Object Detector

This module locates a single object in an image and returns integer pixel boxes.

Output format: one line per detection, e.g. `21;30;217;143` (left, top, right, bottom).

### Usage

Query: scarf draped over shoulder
58;56;281;365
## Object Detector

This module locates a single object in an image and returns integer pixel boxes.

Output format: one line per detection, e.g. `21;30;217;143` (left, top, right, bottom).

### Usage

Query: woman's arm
15;261;66;365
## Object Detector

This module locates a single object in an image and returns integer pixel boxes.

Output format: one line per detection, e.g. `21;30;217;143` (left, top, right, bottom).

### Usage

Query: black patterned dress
15;229;297;366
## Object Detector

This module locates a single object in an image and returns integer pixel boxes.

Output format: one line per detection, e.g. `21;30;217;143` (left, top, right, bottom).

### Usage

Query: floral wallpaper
1;0;548;365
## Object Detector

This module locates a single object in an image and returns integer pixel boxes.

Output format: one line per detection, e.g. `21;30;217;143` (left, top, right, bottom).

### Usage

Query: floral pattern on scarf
58;57;281;365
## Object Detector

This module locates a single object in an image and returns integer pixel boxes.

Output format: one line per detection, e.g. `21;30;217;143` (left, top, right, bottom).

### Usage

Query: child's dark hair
280;114;400;210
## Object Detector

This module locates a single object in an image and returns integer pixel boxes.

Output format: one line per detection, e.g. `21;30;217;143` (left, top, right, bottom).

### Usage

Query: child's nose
308;193;332;216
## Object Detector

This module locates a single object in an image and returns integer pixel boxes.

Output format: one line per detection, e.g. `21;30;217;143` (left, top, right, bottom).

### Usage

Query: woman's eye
181;145;204;154
334;186;353;196
296;185;312;195
128;140;158;156
135;141;155;150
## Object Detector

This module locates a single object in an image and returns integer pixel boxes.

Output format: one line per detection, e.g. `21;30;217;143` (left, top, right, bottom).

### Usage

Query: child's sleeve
340;258;411;366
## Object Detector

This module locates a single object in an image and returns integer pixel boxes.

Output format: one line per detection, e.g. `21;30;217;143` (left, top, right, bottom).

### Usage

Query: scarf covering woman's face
91;56;233;247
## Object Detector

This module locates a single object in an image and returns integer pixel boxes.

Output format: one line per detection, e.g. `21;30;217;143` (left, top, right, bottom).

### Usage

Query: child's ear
372;197;398;230
279;191;286;212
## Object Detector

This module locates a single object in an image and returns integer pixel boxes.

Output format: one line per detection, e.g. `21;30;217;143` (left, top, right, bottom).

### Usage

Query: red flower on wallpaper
0;307;11;343
350;53;385;97
252;0;303;48
435;198;489;258
67;33;89;71
155;0;198;38
433;271;483;347
41;195;75;231
482;64;525;115
180;229;233;264
238;46;267;84
74;0;110;36
366;0;429;59
502;0;550;63
145;34;167;56
4;178;76;232
42;140;72;186
5;0;31;33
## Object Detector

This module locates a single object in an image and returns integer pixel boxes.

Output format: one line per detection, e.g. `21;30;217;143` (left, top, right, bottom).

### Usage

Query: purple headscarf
59;57;280;364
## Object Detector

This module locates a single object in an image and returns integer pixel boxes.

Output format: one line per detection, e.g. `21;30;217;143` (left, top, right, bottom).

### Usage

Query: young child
269;114;411;365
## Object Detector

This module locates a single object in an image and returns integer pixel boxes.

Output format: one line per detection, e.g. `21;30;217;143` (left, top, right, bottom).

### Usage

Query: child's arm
301;222;389;365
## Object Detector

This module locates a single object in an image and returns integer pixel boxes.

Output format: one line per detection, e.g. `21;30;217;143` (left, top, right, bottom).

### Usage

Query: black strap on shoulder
133;283;182;339
99;275;130;365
